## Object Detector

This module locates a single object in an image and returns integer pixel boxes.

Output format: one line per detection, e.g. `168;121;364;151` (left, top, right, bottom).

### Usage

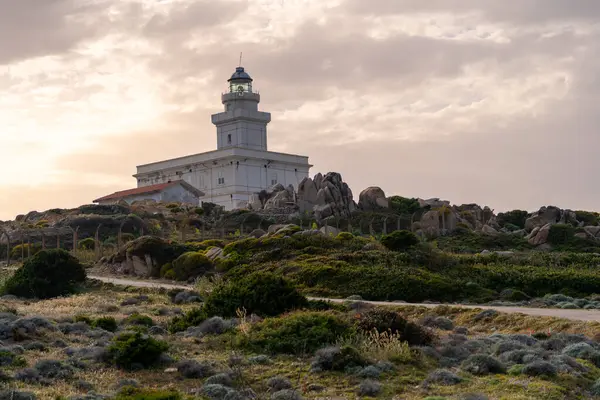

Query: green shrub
312;345;367;371
107;331;168;370
380;230;419;252
74;314;93;324
336;232;354;241
575;211;599;226
171;252;212;281
203;272;308;318
548;224;576;246
159;263;173;278
194;207;204;216
123;313;154;327
168;308;207;333
163;270;176;280
240;311;353;355
115;387;182;400
389;196;421;215
1;249;86;299
497;210;528;229
10;244;41;259
78;238;96;250
93;316;118;332
355;308;410;334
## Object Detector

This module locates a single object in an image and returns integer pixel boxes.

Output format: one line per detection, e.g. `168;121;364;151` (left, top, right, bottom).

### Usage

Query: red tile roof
93;181;202;203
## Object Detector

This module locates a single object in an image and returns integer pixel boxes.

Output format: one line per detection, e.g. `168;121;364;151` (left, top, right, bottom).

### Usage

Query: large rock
99;236;179;277
264;190;292;210
481;225;499;236
584;226;600;238
528;223;552;246
299;172;355;221
524;206;577;232
358;187;389;211
419;210;441;237
298;178;319;204
525;206;562;231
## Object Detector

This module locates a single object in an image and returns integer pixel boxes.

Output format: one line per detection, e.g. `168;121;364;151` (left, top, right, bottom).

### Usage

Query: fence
0;212;419;266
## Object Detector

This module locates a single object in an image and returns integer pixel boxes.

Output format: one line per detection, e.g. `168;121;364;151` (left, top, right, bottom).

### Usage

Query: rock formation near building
248;172;357;222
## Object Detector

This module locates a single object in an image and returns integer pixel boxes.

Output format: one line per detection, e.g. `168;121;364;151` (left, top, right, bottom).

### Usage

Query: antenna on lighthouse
239;52;243;67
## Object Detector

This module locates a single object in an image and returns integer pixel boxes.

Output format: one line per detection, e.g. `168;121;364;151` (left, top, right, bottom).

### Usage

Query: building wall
159;185;201;205
135;153;310;211
216;120;267;151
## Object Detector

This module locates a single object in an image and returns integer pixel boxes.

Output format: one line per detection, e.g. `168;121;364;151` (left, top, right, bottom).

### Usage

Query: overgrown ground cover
198;231;600;304
1;276;600;400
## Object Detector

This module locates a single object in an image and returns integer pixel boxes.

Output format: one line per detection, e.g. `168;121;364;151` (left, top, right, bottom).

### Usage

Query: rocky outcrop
524;206;577;232
358;187;389;211
298;172;356;221
99;236;184;277
527;223;552;246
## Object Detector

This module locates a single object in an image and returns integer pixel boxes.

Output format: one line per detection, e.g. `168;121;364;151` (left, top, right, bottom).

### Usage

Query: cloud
0;0;599;220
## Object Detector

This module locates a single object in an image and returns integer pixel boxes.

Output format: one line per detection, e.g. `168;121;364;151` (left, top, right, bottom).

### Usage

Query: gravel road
89;275;600;323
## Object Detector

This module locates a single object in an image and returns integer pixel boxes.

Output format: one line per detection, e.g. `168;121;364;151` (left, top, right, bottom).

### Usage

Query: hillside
2;172;600;399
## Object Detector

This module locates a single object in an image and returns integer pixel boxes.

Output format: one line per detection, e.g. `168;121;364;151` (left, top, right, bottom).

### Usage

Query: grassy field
0;276;599;400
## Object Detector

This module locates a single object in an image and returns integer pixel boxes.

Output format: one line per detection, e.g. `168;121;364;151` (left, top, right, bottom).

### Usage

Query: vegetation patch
1;249;86;299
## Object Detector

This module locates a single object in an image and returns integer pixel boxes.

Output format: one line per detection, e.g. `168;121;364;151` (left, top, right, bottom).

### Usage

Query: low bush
123;313;154;327
78;238;95;250
355;308;408;334
204;272;307;318
461;354;506;375
240;311;353;355
311;345;367;372
92;316;118;332
171;252;213;281
168;308;208;333
107;331;168;370
114;386;183;400
521;361;557;377
380;230;419;252
1;249;86;299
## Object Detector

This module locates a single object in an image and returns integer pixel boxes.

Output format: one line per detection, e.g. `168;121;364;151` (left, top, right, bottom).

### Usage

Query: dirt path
88;275;600;323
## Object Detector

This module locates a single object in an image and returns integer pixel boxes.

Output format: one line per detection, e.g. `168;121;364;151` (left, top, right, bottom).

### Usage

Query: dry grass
1;287;598;400
338;330;414;364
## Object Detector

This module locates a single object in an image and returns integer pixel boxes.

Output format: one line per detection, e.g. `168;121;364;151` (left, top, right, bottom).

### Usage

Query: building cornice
134;148;312;177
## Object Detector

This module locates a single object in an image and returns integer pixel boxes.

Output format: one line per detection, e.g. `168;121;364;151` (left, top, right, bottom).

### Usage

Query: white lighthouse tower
130;66;312;210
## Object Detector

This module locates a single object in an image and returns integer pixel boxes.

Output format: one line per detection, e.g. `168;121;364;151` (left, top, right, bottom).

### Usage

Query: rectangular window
270;173;278;186
218;177;225;185
227;134;232;144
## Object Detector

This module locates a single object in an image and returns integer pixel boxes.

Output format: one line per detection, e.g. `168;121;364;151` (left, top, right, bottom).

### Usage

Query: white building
102;66;312;210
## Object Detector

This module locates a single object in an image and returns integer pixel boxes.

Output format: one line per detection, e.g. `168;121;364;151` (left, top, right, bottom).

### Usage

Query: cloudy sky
0;0;598;220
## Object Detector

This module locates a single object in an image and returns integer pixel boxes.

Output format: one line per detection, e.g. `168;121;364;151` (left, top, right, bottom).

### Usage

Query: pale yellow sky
1;0;599;220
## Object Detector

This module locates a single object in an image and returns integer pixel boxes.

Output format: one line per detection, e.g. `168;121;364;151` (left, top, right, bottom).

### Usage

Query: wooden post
397;216;401;232
95;224;103;261
369;218;375;236
73;227;79;252
1;230;11;267
27;234;31;258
